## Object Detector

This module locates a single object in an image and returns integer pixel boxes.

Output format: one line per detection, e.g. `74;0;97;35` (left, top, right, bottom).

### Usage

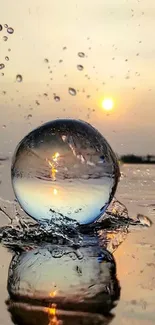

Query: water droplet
54;95;60;102
35;100;40;106
11;119;119;225
5;56;9;61
4;24;8;28
16;74;22;82
78;52;85;58
77;65;84;71
68;87;77;96
27;114;32;119
3;36;8;42
0;64;5;70
0;25;3;31
7;27;14;34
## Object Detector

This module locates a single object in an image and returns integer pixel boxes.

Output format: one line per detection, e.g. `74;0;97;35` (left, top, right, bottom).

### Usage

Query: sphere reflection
7;243;120;325
11;119;119;225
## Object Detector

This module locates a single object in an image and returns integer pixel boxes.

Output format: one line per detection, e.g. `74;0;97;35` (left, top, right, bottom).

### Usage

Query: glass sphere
11;119;120;225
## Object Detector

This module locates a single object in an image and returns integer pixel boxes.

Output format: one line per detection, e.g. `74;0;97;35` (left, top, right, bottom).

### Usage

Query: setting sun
102;98;114;111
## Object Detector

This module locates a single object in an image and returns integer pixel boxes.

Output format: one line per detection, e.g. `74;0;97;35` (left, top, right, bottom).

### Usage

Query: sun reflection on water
45;303;62;325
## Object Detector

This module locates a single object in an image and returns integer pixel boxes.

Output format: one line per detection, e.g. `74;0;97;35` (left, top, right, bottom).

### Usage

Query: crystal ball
11;119;120;225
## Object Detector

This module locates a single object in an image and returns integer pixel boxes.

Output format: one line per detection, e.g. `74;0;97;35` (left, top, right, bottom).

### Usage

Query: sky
0;0;155;156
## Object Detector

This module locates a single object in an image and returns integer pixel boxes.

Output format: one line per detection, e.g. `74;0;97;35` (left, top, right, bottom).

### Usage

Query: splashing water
54;95;60;102
0;195;132;252
77;65;84;71
68;88;77;96
0;191;150;322
3;36;8;41
11;119;119;225
0;63;5;69
7;27;14;34
78;52;85;58
16;74;23;82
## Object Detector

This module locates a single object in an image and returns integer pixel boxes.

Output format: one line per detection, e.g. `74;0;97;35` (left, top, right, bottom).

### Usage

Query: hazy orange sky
0;0;155;156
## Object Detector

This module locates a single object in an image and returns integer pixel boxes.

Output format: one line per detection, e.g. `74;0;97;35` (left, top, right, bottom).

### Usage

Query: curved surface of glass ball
11;119;120;224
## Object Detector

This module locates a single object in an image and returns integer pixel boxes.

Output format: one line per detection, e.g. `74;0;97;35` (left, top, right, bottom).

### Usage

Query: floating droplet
78;52;85;58
68;87;77;96
16;74;22;82
7;27;14;34
3;36;8;41
5;56;9;61
44;58;49;63
11;119;119;225
27;114;32;119
0;64;5;70
63;46;67;50
4;24;8;28
77;65;84;71
54;95;60;102
8;48;11;52
0;25;3;31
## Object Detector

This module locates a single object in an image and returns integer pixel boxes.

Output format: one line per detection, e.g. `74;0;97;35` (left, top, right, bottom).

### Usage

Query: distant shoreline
120;161;155;165
119;154;155;165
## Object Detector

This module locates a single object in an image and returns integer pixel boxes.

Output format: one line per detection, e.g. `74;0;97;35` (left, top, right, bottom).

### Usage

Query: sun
102;98;114;111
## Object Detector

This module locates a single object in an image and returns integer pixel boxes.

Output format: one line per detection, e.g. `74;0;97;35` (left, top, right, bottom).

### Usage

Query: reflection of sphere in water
7;244;120;316
8;303;114;325
11;119;120;225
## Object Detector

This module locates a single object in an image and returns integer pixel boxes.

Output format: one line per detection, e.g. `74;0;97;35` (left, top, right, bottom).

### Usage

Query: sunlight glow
102;98;114;111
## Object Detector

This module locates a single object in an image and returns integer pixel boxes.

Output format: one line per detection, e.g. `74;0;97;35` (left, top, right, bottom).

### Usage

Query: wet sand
0;164;155;324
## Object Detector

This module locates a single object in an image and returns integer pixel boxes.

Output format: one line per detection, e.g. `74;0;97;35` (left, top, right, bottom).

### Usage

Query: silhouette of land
120;154;155;164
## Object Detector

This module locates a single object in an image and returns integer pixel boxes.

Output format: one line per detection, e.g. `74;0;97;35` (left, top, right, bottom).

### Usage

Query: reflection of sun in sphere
102;98;114;111
11;119;119;225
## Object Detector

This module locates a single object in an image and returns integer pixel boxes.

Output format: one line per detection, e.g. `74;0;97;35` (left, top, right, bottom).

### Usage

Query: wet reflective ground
0;164;155;325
